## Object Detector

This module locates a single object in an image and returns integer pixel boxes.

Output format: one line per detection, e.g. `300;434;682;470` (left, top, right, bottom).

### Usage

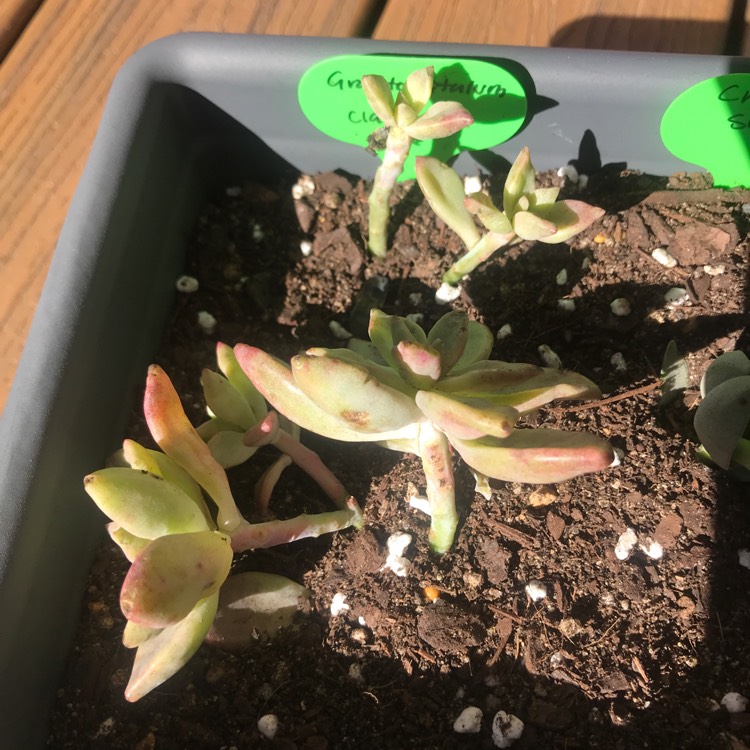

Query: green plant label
661;73;750;188
298;54;528;181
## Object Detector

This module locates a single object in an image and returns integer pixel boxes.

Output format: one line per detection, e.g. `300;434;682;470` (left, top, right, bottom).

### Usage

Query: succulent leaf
451;429;615;483
503;146;536;215
361;74;395;126
427;310;469;375
449;321;495;372
694;375;750;469
532;200;605;244
107;522;150;563
398;66;433;113
201;369;257;430
292;353;424;433
415;157;481;250
123;620;160;649
125;592;218;702
405;101;474;140
216;341;268;420
393;340;442;388
700;350;750;397
234;345;415;442
394;101;418;130
144;365;241;530
464;192;514;235
206;430;258;468
206;572;311;649
121;530;232;628
85;469;210;539
529;187;561;206
415;390;519;440
511;210;558;241
438;360;543;389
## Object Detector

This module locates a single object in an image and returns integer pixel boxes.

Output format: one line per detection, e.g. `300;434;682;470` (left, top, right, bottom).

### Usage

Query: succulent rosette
415;147;605;285
236;309;614;553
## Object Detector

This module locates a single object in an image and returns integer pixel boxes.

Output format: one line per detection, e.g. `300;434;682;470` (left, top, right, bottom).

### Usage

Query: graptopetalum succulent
235;309;615;554
84;348;361;701
415;147;605;285
362;65;473;257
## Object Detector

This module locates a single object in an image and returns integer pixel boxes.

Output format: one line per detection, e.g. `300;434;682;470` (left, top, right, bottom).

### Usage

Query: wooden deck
0;0;747;413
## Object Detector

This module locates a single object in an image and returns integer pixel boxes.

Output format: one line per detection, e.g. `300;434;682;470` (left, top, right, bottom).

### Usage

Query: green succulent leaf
451;429;615;483
394;101;418;130
292;352;424;433
694;375;750;469
415;390;519;440
206;572;312;649
201;369;257;431
368;309;429;369
531;200;605;244
529;187;561;206
700;350;750;397
427;310;469;375
123;620;160;649
121;530;232;629
205;431;258;468
511;210;558;241
85;468;211;539
503;146;536;215
107;522;150;563
438;360;544;389
216;341;268;421
234;345;416;442
125;592;218;702
397;66;433;113
414;157;481;250
449;321;495;372
361;74;395;126
464;192;513;235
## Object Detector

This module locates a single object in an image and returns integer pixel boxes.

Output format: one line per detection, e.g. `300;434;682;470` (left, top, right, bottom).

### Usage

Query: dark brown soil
49;165;750;750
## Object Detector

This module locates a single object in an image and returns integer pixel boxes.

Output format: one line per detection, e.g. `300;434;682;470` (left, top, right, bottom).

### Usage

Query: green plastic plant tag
298;55;528;181
661;74;750;188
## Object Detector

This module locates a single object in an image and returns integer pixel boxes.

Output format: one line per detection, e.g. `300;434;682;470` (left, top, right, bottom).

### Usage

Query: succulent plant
694;350;750;479
84;363;361;701
362;66;473;257
415;147;605;285
235;309;615;554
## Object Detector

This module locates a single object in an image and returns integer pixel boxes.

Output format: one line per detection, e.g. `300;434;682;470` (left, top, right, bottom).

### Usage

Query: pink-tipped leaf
405;101;474;140
416;390;519;440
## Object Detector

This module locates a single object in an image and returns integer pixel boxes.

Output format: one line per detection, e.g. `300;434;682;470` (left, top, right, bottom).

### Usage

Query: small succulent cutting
84;354;361;701
694;350;750;479
235;309;614;554
415;147;605;285
362;66;474;257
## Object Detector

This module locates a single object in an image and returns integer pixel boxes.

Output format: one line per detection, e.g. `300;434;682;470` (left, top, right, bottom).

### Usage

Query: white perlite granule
538;345;562;369
721;692;748;713
615;528;638;560
435;282;462;304
492;711;524;748
382;533;412;577
610;298;631;316
525;580;548;602
330;592;350;617
257;714;279;739
652;247;677;268
463;175;483;194
176;275;199;293
197;311;217;334
453;706;483;734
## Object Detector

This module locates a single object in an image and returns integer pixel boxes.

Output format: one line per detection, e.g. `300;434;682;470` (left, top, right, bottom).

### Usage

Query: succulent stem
368;127;412;257
442;233;515;285
229;503;362;552
418;421;458;554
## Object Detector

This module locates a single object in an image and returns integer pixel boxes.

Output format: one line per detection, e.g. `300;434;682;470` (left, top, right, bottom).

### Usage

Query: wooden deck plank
373;0;736;53
0;0;380;413
0;0;43;60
